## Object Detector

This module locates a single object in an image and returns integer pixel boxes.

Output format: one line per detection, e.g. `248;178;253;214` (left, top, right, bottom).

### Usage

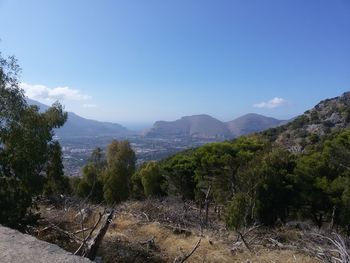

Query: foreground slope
36;199;319;263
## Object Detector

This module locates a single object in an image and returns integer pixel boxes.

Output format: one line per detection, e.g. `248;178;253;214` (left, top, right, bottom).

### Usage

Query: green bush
225;193;250;231
139;161;164;197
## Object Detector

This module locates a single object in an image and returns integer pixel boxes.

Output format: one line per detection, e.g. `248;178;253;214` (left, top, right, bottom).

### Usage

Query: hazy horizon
28;96;295;131
1;0;350;124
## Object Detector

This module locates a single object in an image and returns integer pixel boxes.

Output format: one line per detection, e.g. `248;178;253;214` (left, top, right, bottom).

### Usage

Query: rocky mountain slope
263;91;350;152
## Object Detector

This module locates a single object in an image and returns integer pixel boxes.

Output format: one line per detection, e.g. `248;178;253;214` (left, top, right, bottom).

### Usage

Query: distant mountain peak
146;114;232;139
26;98;130;138
226;113;285;137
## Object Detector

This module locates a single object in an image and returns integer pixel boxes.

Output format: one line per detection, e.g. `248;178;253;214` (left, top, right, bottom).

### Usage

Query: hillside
226;113;285;137
27;98;130;138
263;91;350;152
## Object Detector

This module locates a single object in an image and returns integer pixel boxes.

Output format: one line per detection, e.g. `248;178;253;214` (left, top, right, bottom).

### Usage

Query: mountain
145;113;286;139
262;91;350;152
226;113;285;137
145;114;232;139
27;98;130;138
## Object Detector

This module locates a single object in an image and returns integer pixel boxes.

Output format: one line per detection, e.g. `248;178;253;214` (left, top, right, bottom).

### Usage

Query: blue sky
1;0;350;128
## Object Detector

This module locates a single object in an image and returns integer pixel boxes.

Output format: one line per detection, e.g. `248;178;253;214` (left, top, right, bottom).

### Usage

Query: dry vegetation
25;197;350;262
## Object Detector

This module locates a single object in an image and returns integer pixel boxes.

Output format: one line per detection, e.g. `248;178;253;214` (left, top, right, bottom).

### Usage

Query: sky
0;0;350;129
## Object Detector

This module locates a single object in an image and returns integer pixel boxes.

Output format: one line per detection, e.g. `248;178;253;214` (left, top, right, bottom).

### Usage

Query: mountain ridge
27;98;289;140
226;113;285;137
145;113;286;139
26;98;131;138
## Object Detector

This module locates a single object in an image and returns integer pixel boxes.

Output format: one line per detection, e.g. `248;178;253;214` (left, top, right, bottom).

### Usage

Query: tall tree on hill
139;161;164;197
103;140;136;204
43;141;69;197
90;147;106;171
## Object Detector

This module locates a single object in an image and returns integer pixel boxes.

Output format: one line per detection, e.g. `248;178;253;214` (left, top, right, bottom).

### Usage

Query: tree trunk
204;186;211;226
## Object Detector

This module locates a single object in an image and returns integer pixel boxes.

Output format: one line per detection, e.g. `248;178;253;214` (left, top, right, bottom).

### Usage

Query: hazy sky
1;0;350;128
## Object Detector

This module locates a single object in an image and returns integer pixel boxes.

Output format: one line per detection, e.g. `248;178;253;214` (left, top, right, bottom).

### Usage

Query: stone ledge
0;225;93;263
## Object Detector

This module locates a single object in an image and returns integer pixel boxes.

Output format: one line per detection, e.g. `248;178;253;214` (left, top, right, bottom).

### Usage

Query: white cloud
20;82;91;102
253;97;288;109
83;103;98;108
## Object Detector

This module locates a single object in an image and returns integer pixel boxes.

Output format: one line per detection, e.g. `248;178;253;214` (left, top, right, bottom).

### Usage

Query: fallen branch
267;238;284;249
84;210;114;260
175;238;201;263
139;236;156;253
48;224;83;242
74;212;103;256
73;227;94;235
142;212;150;222
238;231;251;252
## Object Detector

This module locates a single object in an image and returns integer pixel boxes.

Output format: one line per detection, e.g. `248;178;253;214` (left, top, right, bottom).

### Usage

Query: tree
323;130;350;230
194;136;268;205
255;148;296;225
90;147;106;171
225;193;250;231
74;148;106;202
103;140;136;204
43;141;69;197
139;161;164;197
295;152;335;228
76;163;104;202
0;52;67;228
194;142;238;204
162;153;197;200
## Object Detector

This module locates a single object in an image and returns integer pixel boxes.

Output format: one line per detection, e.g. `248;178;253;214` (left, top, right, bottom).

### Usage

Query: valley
27;99;287;175
60;135;221;176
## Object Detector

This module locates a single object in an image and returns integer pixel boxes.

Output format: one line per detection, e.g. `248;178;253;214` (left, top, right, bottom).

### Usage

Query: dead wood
74;211;104;256
174;238;201;263
139;236;156;253
204;186;211;226
48;224;83;242
73;227;94;235
84;210;114;260
238;231;251;252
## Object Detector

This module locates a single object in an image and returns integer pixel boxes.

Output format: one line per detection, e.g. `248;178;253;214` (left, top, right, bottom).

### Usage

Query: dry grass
104;209;319;263
34;198;321;263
